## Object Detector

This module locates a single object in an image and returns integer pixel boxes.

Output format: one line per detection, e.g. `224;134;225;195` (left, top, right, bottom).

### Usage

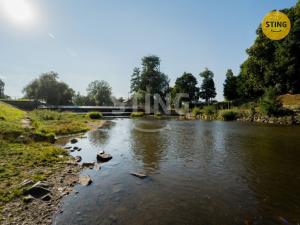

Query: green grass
0;103;104;208
0;140;68;203
192;107;203;116
29;110;90;135
0;102;26;139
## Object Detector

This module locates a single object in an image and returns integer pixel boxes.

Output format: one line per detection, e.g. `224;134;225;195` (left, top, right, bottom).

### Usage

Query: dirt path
21;114;33;130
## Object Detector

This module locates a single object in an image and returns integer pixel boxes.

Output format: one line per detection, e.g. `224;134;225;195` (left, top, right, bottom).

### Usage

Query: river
54;118;300;225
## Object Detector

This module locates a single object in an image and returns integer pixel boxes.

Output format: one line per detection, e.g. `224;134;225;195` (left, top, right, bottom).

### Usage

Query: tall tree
172;72;199;102
23;71;74;105
130;67;141;93
87;80;113;106
0;79;4;98
199;68;216;102
223;69;239;101
130;55;170;103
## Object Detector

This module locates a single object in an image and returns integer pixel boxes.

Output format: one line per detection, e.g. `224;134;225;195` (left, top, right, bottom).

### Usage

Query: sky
0;0;297;100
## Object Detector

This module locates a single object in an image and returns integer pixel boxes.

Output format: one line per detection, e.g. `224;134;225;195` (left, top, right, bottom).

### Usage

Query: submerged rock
70;138;78;144
73;146;79;151
81;162;95;169
79;175;92;186
97;152;112;162
130;172;147;179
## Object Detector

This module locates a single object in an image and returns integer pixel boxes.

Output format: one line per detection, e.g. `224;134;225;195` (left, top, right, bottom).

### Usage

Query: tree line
130;55;217;105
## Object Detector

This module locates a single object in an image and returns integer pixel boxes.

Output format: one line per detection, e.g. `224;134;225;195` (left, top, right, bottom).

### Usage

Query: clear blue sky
0;0;297;100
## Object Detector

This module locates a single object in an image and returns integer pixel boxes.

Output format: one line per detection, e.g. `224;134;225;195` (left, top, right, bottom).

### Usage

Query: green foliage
192;107;203;116
259;88;282;116
73;92;95;106
218;109;239;121
172;72;199;103
237;2;300;98
0;140;68;203
87;80;113;106
199;68;216;102
130;55;170;99
223;69;239;101
23;71;74;105
130;112;145;117
0;102;25;139
30;110;90;135
30;110;62;120
202;105;217;116
87;112;103;119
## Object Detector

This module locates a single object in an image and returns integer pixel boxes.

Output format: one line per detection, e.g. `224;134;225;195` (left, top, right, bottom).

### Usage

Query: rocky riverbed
1;158;80;225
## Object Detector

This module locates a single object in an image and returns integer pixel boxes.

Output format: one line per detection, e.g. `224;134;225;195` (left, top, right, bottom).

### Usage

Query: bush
259;88;282;116
130;112;145;117
202;105;216;116
155;112;162;117
192;107;203;116
219;110;239;121
87;112;103;119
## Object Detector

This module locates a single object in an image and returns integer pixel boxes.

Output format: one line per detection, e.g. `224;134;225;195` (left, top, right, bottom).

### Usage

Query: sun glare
0;0;37;26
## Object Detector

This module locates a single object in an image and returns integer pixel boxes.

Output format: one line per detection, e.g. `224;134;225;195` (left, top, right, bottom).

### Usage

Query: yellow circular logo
261;11;291;40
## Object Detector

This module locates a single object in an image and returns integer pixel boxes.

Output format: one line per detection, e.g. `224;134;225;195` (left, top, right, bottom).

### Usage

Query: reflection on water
54;119;300;225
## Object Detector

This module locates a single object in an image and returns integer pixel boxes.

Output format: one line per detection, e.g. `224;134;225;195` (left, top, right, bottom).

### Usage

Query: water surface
54;119;300;225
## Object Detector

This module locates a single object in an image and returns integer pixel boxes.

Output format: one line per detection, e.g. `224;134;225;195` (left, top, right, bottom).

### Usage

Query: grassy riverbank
0;102;104;221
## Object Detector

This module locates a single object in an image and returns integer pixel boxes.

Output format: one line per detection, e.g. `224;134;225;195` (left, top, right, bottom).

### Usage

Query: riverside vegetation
0;101;104;223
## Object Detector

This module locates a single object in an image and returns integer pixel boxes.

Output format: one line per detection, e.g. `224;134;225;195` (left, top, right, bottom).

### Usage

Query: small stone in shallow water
130;172;147;179
97;152;112;162
70;138;78;144
75;156;82;162
81;162;95;168
79;175;92;186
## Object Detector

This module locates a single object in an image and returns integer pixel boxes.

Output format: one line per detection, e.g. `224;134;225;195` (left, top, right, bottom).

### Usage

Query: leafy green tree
73;92;94;106
87;80;113;106
238;2;300;98
199;68;216;102
130;67;141;93
0;79;4;98
223;69;239;101
23;71;75;105
130;55;169;96
172;72;199;103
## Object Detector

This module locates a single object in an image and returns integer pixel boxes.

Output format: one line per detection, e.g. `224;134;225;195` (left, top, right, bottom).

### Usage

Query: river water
54;118;300;225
